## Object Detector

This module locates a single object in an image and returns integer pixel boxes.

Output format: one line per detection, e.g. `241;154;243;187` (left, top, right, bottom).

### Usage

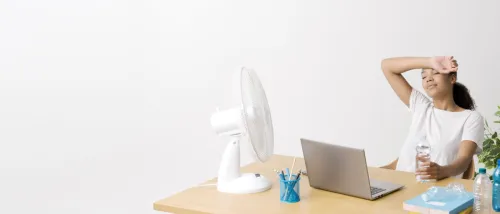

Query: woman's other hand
416;155;445;180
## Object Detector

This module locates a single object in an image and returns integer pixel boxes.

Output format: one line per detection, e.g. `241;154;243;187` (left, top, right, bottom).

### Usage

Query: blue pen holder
279;174;301;203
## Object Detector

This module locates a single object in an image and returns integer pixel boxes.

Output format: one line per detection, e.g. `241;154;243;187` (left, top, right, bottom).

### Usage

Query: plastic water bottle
415;135;433;182
473;168;491;213
492;159;500;211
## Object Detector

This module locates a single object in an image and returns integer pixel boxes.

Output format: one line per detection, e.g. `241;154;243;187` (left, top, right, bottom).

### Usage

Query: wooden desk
154;155;475;214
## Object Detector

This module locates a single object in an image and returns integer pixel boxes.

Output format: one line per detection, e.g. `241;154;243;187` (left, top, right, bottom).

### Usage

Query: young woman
380;56;484;180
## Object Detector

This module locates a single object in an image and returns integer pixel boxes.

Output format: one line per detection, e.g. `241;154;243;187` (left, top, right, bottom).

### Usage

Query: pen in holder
279;174;301;203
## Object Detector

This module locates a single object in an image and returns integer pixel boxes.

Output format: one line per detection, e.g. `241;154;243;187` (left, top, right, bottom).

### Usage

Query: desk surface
153;155;475;214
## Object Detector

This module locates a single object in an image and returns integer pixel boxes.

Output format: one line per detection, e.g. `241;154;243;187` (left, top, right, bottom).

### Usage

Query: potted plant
477;105;500;180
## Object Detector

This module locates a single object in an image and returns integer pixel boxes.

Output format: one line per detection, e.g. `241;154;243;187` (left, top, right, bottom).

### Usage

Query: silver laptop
300;138;404;200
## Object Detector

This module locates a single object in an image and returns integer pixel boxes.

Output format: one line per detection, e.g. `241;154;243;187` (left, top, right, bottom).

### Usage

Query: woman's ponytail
453;82;476;110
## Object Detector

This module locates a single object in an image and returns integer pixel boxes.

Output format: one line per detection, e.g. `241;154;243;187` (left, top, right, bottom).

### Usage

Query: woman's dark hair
451;73;476;110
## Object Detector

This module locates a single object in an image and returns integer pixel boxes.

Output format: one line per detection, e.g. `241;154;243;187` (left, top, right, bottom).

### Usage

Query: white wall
1;0;499;213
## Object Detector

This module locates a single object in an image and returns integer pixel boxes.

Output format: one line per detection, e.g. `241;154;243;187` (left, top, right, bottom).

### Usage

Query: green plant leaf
487;138;494;145
495;121;500;124
479;149;488;158
479;156;487;163
493;132;498;139
486;159;495;169
486;120;490;128
496;111;500;117
479;149;494;164
490;147;500;156
484;139;494;151
479;152;487;162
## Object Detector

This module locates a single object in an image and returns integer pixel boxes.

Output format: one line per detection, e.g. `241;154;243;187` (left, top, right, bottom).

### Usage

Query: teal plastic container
279;175;301;203
492;160;500;211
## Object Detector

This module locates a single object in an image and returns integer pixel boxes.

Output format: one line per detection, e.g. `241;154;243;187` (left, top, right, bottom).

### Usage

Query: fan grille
240;68;274;162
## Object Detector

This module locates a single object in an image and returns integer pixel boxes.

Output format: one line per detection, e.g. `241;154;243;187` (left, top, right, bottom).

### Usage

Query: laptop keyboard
370;187;385;195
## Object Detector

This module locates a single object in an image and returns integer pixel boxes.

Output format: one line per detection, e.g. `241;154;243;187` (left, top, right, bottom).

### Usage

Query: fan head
239;67;274;162
210;67;274;162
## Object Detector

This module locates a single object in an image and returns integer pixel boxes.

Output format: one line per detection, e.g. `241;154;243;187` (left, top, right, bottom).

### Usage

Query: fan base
217;173;272;194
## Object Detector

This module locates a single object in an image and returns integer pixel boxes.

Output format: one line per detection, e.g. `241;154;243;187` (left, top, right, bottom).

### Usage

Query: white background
1;0;499;213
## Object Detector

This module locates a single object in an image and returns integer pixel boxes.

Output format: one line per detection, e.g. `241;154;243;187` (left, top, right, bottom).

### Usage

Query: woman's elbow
381;58;392;73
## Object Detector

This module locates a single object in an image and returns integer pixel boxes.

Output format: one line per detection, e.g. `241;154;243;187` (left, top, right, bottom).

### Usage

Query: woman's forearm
440;141;478;179
381;57;433;74
440;156;473;179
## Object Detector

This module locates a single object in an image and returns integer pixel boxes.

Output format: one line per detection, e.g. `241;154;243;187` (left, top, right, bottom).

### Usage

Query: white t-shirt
395;89;485;178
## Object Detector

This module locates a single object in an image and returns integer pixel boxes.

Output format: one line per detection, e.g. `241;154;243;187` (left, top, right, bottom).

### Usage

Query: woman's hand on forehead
430;56;458;74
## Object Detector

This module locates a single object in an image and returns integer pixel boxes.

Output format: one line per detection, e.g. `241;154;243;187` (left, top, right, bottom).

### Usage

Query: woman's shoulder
467;110;483;117
465;110;484;124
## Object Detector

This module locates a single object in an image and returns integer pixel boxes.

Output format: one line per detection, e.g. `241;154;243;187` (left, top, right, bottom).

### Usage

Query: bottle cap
479;168;486;174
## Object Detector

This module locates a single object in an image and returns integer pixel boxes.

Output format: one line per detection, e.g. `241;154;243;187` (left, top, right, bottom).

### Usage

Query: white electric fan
210;67;274;194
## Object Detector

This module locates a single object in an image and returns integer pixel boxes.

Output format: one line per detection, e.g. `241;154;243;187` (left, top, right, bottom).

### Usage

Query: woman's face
421;68;455;98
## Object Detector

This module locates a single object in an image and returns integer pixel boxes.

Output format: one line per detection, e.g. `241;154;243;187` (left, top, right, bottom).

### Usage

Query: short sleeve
462;112;485;154
408;89;431;113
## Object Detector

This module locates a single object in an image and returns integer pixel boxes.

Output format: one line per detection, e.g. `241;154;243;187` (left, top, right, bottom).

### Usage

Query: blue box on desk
403;187;473;214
